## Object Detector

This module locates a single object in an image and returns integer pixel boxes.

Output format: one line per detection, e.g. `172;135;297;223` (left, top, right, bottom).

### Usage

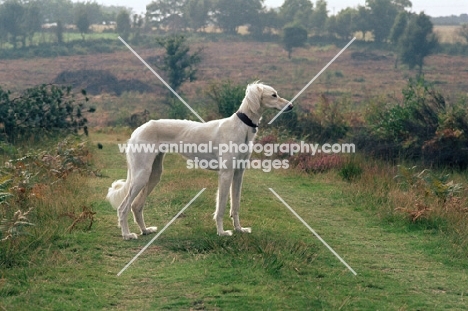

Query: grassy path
2;131;467;310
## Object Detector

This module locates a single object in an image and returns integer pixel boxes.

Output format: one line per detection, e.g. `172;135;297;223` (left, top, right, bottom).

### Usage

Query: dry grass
345;157;468;255
434;25;466;44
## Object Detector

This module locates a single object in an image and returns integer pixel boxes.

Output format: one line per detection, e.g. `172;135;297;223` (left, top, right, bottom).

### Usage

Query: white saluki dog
107;82;292;240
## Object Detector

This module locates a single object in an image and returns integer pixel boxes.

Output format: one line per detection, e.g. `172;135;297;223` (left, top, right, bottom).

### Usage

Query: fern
0;208;35;242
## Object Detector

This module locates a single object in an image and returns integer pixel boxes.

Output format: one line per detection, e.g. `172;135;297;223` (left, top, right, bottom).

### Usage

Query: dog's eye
272;94;277;98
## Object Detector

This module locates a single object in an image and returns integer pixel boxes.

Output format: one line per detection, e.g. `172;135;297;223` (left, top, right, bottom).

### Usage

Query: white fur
106;82;292;240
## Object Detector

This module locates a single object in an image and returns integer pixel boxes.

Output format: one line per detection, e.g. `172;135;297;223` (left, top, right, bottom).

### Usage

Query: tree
326;8;357;40
333;8;358;40
56;20;64;44
248;8;282;39
310;0;328;36
116;10;131;40
279;0;313;29
37;0;74;26
75;9;90;40
131;14;144;43
354;5;372;40
184;0;212;32
24;1;42;46
73;1;103;25
325;15;337;38
366;0;412;43
389;11;409;67
0;0;25;49
282;24;308;59
155;35;202;92
213;0;263;34
146;0;186;32
398;12;438;74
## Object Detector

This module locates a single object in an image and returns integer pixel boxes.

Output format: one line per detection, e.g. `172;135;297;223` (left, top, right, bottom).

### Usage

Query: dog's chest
244;131;257;145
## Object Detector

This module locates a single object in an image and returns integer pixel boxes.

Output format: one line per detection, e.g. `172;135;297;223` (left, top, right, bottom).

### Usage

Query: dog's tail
106;172;131;210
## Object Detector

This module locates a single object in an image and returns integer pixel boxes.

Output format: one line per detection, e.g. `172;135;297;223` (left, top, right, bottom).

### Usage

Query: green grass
1;131;468;310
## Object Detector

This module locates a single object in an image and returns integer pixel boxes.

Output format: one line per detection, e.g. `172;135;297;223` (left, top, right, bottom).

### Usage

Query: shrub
0;84;94;143
205;80;246;118
395;165;463;203
168;97;190;120
362;77;468;167
339;160;363;182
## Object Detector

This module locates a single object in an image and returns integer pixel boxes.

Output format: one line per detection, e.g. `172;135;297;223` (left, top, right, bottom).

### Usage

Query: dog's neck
236;111;258;133
237;98;262;126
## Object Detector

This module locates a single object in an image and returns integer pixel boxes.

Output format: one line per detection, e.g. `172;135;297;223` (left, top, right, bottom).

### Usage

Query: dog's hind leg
131;152;165;235
214;170;235;236
118;152;155;240
230;168;251;233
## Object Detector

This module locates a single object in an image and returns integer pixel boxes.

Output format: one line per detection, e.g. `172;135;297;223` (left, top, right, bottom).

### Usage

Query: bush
339;160;363;182
271;94;350;143
361;77;468;167
167;97;190;120
0;84;94;143
205;80;246;118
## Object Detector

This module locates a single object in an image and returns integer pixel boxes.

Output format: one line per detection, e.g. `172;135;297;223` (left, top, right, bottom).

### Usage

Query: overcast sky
100;0;467;18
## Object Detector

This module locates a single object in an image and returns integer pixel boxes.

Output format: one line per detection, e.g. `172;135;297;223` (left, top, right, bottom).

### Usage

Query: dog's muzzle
283;103;293;113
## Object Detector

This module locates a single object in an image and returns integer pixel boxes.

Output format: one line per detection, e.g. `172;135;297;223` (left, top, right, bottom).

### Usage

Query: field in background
434;25;466;44
1;39;467;127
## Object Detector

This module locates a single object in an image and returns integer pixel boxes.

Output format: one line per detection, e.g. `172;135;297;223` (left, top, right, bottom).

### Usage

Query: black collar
236;111;258;132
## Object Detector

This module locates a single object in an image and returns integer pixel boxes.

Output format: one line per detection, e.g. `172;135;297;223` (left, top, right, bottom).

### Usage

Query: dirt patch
53;69;153;95
351;51;388;61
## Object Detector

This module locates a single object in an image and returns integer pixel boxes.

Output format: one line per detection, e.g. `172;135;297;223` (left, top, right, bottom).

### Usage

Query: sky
101;0;467;18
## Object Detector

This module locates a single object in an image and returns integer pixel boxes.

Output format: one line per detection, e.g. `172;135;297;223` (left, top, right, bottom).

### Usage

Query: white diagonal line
118;36;206;123
117;188;206;276
268;37;356;124
268;188;357;276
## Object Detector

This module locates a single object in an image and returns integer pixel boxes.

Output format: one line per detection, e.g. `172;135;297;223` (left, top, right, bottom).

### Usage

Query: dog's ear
245;84;261;113
256;84;263;98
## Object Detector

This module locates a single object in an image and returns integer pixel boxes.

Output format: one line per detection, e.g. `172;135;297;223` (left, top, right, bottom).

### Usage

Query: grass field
1;131;467;310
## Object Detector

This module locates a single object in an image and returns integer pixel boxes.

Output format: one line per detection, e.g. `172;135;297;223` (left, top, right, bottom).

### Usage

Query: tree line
0;0;453;43
0;0;464;71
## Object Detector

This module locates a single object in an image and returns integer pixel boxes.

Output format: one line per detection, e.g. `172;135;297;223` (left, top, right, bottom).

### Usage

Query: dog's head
246;82;293;114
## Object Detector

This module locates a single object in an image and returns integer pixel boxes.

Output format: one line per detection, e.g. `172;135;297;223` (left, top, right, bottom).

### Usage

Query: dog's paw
142;226;158;235
236;227;252;234
123;233;138;240
218;230;233;236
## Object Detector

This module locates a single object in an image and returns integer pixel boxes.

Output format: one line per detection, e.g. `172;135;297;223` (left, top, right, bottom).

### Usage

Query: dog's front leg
214;170;234;236
231;168;251;233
